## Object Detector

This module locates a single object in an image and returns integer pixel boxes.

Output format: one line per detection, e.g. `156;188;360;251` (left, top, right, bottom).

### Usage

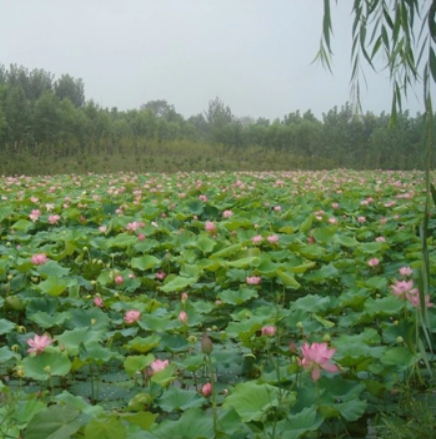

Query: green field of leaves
0;169;435;438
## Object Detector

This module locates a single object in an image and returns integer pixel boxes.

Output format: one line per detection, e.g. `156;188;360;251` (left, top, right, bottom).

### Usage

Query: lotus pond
0;169;435;439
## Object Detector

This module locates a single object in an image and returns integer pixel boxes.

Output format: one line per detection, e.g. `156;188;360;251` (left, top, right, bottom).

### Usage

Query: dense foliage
0;170;435;438
0;63;434;175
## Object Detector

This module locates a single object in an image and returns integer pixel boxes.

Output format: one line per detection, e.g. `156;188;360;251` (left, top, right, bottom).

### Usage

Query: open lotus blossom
246;276;261;285
201;382;212;397
150;359;169;374
367;258;380;267
48;214;61;225
261;325;277;337
124;310;141;324
126;221;143;232
29;209;41;222
26;334;53;355
223;210;233;218
299;342;339;381
391;279;414;299
31;253;48;265
251;235;263;243
267;234;279;243
406;290;434;308
375;236;386;242
399;266;413;277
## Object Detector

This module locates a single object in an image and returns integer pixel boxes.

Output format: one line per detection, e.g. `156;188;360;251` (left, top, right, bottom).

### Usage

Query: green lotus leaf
159;276;198;293
0;318;15;336
131;255;161;270
38;276;68;297
25;405;85;439
125;334;161;353
124;354;155;377
22;351;71;380
148;408;213;439
157;386;203;412
223;381;290;422
84;417;126;439
218;288;258;305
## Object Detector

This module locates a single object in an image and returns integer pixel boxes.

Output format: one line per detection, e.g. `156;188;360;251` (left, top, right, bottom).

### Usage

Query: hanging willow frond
316;0;435;357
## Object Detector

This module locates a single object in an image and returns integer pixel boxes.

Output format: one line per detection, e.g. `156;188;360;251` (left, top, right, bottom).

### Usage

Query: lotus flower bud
201;333;213;354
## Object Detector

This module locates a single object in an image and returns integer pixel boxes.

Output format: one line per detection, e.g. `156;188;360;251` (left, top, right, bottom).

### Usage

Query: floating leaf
131;255;161;271
223;381;290;422
157;386;203;412
38;276;68;297
25;406;85;439
124;354;155;377
22;351;72;381
218;288;258;305
84;417;126;439
159;276;198;293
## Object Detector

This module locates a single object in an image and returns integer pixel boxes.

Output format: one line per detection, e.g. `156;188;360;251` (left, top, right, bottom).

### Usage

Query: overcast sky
0;1;427;120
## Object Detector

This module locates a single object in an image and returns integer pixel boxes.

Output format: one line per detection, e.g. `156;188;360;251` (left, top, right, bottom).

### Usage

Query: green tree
54;74;85;108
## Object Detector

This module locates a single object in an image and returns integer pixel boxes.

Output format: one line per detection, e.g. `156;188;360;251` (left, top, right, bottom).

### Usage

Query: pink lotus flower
124;310;141;324
406;290;434;308
251;235;263;243
155;271;166;280
399;266;413;277
126;221;142;232
31;253;48;265
115;275;124;285
267;235;279;243
205;221;216;233
273;205;281;212
391;279;414;299
99;225;107;233
138;233;146;241
199;195;208;202
150;359;169;374
181;292;188;303
331;202;339;210
261;325;277;337
48;214;61;225
299;342;339;381
178;310;188;324
94;297;103;307
201;382;212;397
367;258;380;267
223;210;233;218
29;209;41;222
26;334;53;355
246;276;261;285
357;216;366;223
375;236;386;242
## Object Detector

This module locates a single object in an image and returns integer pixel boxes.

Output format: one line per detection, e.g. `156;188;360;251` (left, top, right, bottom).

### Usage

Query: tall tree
54;74;85;108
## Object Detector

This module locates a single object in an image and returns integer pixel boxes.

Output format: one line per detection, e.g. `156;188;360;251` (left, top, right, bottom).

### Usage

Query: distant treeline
0;63;433;171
